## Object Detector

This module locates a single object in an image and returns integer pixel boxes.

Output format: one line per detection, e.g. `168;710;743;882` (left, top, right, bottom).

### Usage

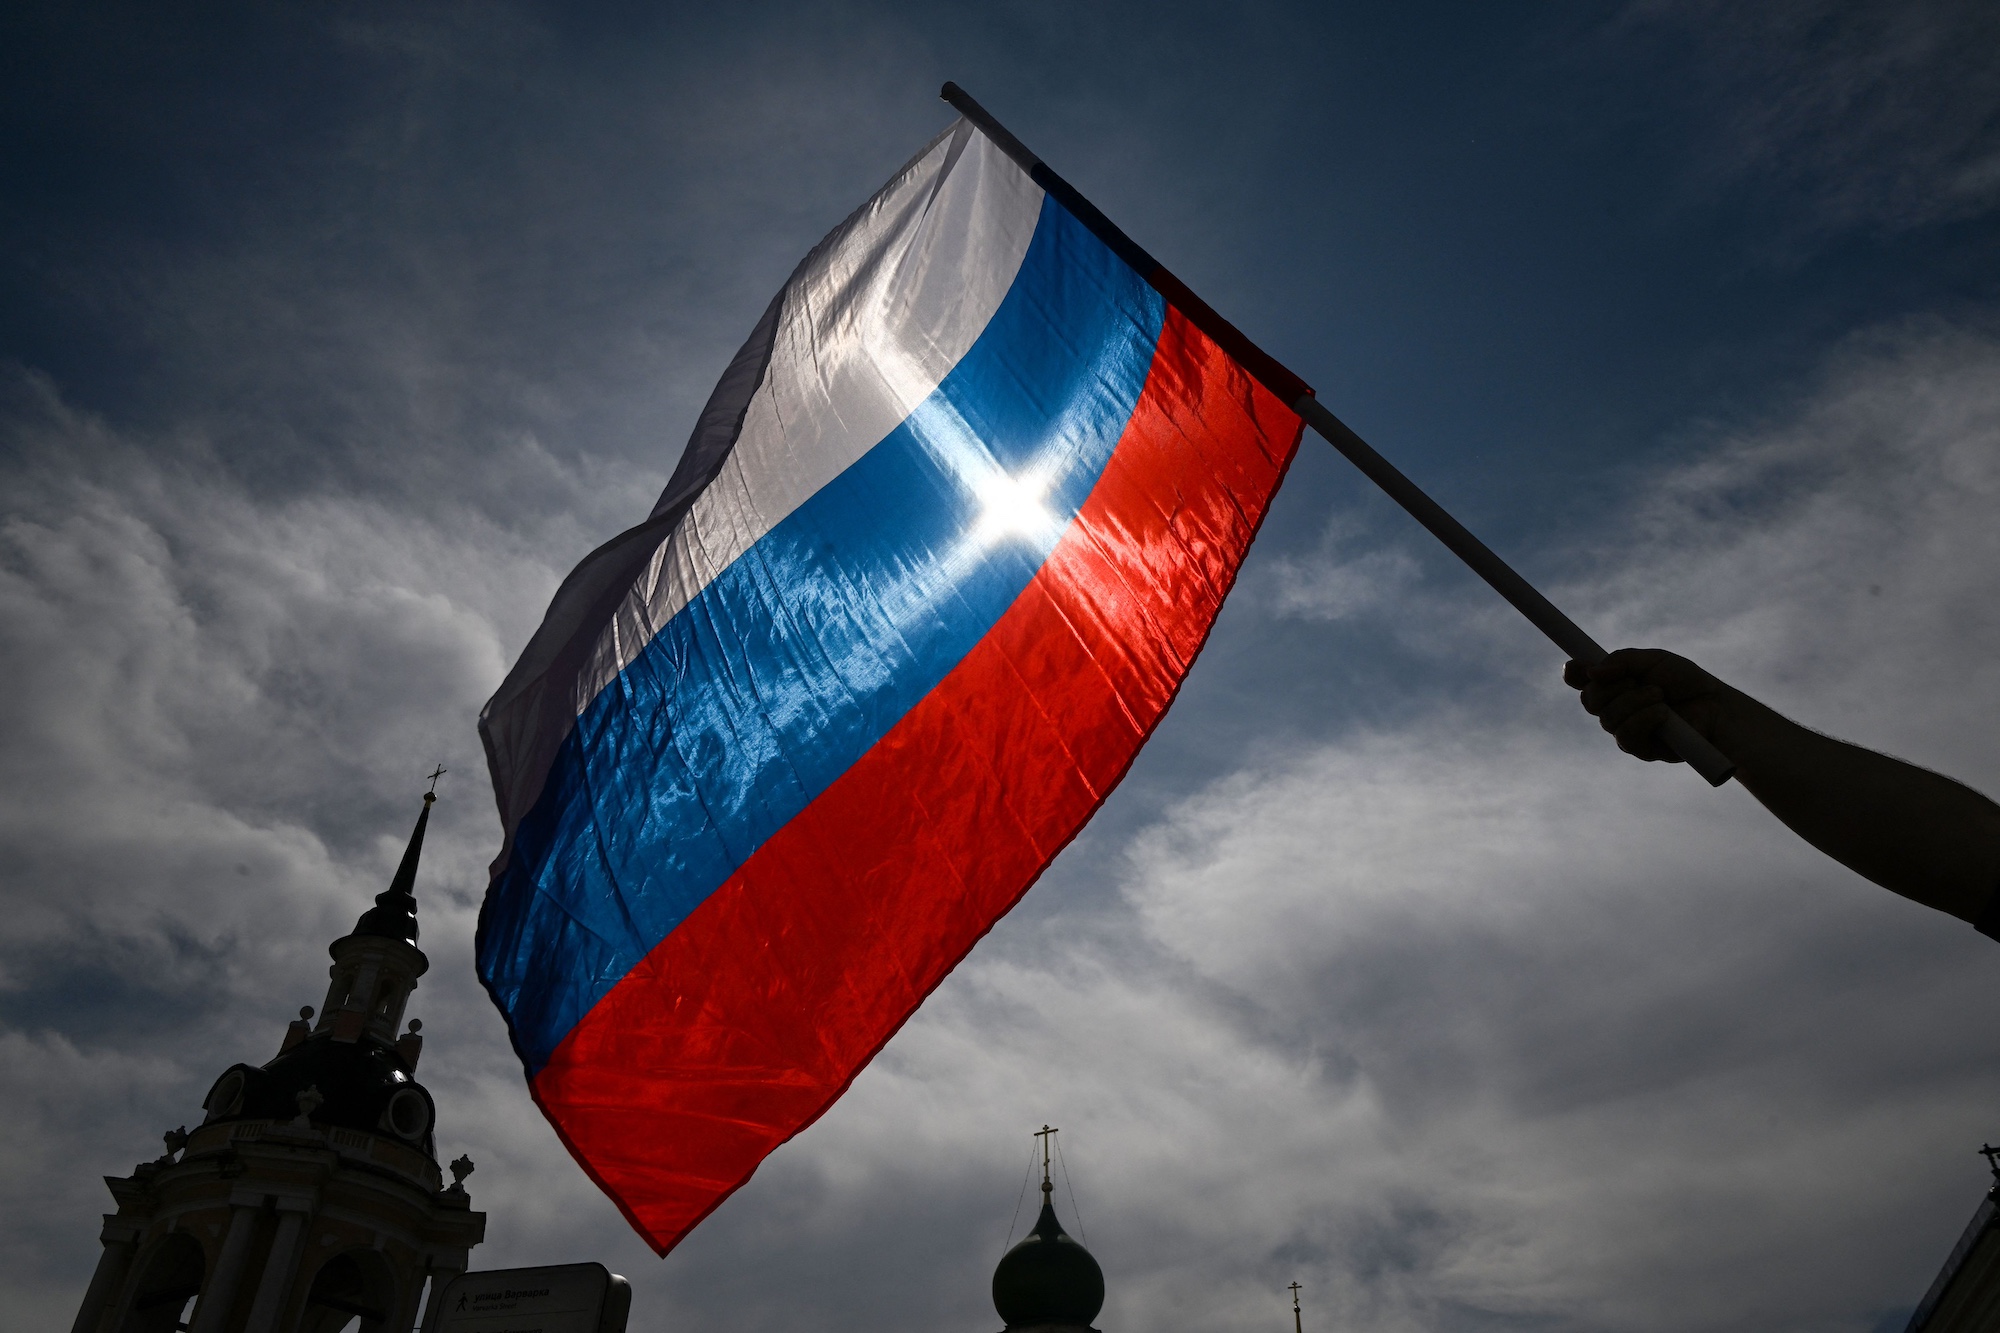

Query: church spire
388;788;434;902
315;787;436;1046
351;790;433;947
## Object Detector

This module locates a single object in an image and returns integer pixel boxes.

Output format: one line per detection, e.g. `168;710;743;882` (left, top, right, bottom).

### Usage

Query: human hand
1562;648;1727;764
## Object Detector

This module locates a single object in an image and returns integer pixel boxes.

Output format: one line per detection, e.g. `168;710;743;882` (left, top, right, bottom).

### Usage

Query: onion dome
993;1181;1104;1331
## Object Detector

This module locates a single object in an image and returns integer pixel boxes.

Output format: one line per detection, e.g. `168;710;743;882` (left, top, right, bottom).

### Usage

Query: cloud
1618;0;2000;235
1262;516;1423;624
1098;317;2000;1331
4;187;2000;1333
1576;317;2000;769
0;368;608;1327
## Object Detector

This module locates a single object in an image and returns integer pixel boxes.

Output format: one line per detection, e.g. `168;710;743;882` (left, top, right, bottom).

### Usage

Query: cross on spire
1034;1124;1059;1190
1981;1143;2000;1179
426;765;447;796
1288;1282;1303;1333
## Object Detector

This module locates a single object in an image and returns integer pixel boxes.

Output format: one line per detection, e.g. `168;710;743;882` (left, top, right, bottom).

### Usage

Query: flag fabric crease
477;114;1305;1254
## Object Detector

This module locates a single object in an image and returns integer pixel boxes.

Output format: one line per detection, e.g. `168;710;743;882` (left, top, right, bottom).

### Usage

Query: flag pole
939;83;1733;787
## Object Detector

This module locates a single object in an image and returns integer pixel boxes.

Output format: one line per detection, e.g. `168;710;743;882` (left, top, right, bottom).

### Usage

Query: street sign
435;1263;631;1333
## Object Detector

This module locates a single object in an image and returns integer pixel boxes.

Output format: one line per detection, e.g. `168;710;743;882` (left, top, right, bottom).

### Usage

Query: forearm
1714;689;2000;922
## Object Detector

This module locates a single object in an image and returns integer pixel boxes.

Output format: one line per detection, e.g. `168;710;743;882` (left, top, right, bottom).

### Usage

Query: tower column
419;1254;469;1333
187;1201;262;1333
242;1199;313;1333
69;1218;141;1333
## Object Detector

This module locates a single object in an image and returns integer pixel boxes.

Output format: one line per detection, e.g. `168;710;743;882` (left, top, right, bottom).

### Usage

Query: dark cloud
1620;0;2000;236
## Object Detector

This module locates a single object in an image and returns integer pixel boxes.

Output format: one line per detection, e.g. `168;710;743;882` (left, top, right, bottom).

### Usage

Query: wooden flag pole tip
938;82;1736;789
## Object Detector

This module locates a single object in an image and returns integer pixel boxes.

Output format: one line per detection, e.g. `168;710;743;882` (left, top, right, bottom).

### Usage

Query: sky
4;2;2000;1331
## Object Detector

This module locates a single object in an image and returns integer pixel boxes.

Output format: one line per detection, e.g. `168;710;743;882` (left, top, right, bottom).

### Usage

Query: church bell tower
71;791;486;1333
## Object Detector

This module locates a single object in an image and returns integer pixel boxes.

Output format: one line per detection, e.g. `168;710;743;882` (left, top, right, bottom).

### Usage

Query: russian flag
477;112;1305;1254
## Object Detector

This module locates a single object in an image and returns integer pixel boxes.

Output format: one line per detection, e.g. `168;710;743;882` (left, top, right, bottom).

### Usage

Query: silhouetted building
1904;1157;2000;1332
71;792;486;1333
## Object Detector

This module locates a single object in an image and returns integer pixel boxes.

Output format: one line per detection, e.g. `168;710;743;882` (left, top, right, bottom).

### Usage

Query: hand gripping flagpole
940;82;1735;787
